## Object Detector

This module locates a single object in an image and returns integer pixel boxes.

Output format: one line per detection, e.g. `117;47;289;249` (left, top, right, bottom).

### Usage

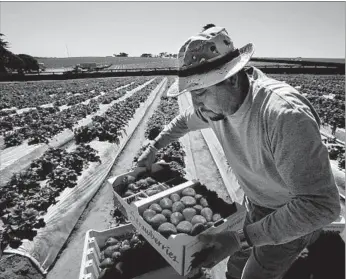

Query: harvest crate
108;168;246;276
108;166;345;276
108;163;188;218
78;224;185;279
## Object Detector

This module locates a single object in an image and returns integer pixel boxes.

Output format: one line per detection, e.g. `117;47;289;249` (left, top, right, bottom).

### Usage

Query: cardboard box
78;223;185;279
108;164;188;218
108;166;346;275
108;169;246;276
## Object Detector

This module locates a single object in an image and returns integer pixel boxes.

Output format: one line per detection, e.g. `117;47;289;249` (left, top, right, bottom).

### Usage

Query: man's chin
200;108;225;121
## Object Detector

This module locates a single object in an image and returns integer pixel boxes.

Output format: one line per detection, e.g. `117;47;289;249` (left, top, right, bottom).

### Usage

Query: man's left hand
196;231;242;268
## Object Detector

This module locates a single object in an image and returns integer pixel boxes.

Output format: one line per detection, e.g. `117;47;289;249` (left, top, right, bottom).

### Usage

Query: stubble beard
209;114;226;121
200;107;225;121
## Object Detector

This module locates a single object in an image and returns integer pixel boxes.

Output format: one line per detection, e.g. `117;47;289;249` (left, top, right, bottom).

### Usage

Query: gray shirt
155;67;340;246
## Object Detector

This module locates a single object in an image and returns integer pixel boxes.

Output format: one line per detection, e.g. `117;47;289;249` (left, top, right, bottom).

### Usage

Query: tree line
1;32;179;76
113;52;177;58
0;33;41;74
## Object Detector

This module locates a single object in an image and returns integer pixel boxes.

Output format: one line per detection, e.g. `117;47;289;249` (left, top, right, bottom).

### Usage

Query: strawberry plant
133;78;186;176
74;77;163;144
0;144;101;250
0;77;134;110
268;74;345;129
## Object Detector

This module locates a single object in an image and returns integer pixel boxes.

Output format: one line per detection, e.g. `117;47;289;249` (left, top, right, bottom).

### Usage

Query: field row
0;74;344;279
0;76;167;253
270;74;345;129
88;78;191;278
0;77;135;111
0;77;154;147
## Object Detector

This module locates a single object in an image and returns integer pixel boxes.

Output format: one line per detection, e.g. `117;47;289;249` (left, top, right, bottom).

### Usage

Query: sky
0;1;345;58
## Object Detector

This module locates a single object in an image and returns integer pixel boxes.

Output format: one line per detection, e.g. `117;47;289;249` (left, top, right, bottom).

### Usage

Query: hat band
178;48;240;77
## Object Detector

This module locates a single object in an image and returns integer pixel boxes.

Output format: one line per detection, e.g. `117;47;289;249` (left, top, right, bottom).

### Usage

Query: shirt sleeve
244;105;341;247
154;105;210;149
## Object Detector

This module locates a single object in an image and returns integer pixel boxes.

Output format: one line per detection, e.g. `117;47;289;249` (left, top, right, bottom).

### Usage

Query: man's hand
136;141;158;170
196;231;242;268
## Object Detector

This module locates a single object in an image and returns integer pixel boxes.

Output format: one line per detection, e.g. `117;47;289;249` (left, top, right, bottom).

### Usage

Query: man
137;25;341;279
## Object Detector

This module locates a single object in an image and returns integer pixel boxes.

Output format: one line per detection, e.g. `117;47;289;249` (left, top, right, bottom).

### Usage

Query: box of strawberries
108;164;246;276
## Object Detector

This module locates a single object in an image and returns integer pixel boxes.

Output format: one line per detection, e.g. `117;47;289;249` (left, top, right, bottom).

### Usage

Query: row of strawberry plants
110;77;185;225
1;77;153;147
0;144;101;250
0;91;100;119
45;90;100;107
269;74;345;129
132;77;186;179
133;116;185;176
0;76;169;275
49;79;134;107
3;100;99;147
1;78;135;119
0;109;17;117
107;78;188;275
74;77;164;144
95;81;137;105
0;77;133;110
67;77;171;270
0;77;148;134
0;77;161;248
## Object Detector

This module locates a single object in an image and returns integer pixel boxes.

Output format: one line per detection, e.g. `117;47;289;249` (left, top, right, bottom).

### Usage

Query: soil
0;255;44;279
186;130;229;203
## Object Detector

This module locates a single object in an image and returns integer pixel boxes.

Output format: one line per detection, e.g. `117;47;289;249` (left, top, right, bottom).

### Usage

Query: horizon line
35;56;345;59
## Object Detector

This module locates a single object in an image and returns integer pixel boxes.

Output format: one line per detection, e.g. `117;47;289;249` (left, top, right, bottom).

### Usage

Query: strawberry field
0;73;344;279
268;74;345;129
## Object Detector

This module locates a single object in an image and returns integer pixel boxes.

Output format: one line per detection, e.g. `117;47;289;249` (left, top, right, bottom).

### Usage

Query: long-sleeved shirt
154;67;340;247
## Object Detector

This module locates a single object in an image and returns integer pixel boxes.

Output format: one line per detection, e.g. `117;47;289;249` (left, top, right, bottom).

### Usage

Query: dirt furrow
46;78;168;279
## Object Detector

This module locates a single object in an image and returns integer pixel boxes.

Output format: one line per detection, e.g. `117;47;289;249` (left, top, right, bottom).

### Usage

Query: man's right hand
136;141;158;170
196;231;242;268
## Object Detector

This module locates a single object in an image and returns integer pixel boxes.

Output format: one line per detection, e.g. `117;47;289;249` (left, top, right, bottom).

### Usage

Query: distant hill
253;57;344;64
299;58;344;63
36;57;178;69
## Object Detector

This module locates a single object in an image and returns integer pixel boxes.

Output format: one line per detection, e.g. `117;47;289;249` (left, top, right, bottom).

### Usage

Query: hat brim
167;43;254;97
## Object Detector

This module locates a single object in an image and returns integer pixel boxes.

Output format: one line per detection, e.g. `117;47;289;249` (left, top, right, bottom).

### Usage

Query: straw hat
167;26;254;97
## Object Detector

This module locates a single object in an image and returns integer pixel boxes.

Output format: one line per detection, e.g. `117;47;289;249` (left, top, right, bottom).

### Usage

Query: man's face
190;79;238;121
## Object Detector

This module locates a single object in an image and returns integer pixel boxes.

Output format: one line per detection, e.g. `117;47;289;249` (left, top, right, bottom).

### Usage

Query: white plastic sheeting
0;79;156;186
3;78;167;274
